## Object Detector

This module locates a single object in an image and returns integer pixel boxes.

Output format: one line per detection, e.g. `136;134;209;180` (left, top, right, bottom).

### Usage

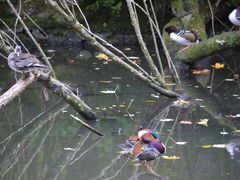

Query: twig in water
126;99;134;121
210;68;215;94
165;108;182;145
70;114;104;136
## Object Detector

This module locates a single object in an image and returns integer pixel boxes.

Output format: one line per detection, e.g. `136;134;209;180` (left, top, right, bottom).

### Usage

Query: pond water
0;45;240;180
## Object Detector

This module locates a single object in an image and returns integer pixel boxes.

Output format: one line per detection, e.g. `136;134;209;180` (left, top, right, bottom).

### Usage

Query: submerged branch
70;114;104;136
176;31;240;63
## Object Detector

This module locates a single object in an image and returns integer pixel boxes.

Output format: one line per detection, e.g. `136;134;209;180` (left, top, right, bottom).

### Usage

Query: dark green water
0;46;240;180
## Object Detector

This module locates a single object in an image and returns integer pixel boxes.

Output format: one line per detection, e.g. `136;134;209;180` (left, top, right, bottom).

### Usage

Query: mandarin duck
229;6;240;27
8;45;50;73
119;128;166;162
165;26;200;50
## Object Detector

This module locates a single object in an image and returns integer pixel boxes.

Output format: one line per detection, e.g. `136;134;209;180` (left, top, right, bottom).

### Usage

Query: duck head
14;45;22;56
165;26;179;34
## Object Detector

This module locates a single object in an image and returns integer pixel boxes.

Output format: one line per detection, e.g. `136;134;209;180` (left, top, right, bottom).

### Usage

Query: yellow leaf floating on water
201;144;226;148
145;100;158;103
95;53;112;61
212;63;224;69
201;145;212;148
196;119;208;127
162;155;180;160
192;69;210;75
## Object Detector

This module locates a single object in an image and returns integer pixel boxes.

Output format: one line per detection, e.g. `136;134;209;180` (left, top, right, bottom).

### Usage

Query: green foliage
86;0;122;15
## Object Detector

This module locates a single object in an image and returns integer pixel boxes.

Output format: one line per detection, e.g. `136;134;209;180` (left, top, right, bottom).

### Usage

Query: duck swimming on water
119;128;166;163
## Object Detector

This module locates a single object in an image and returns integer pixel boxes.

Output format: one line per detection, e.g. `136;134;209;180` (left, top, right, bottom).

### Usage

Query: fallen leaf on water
220;129;229;135
162;155;180;160
128;56;139;60
175;141;188;145
212;144;226;148
64;147;75;151
112;76;122;80
232;129;240;133
99;80;112;84
160;119;174;122
123;47;131;51
192;69;210;75
145;100;158;103
225;79;234;81
47;49;55;53
201;144;226;149
201;145;212;148
196;119;208;127
195;98;204;102
151;93;159;98
180;120;193;125
95;53;112;61
212;63;224;69
100;85;119;94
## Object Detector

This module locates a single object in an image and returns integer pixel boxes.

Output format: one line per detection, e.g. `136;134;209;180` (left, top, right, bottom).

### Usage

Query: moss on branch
176;31;240;63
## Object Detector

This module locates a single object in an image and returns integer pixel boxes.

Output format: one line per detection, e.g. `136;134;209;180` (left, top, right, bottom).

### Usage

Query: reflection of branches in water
1;107;13;131
105;158;129;180
69;132;91;162
0;100;68;175
44;130;103;180
128;166;165;180
93;154;123;180
70;135;103;165
17;117;56;180
127;165;139;180
1;129;41;177
165;108;182;145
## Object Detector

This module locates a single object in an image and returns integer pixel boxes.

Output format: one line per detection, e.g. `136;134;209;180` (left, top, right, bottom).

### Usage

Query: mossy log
176;31;240;63
37;73;98;121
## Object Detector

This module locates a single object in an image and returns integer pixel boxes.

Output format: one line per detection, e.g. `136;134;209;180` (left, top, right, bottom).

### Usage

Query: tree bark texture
37;73;98;121
176;31;240;63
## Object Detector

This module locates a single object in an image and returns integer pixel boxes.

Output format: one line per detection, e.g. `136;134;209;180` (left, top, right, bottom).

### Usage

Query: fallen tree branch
176;31;240;63
37;73;98;120
0;72;98;121
70;114;104;136
0;74;35;108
